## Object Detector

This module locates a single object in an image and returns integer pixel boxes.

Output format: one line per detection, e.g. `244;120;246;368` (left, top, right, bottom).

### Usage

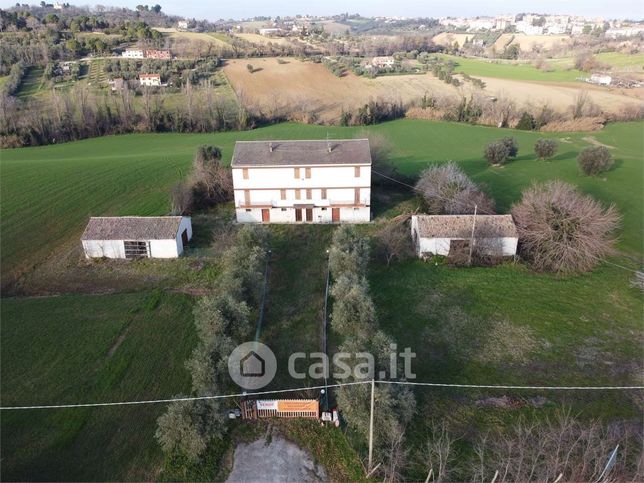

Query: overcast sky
3;0;643;21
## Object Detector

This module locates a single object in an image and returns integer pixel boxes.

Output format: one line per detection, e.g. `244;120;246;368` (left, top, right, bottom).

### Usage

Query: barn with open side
411;214;518;258
81;216;192;259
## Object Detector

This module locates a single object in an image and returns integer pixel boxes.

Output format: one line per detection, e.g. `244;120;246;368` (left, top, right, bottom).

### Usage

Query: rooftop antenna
269;141;273;152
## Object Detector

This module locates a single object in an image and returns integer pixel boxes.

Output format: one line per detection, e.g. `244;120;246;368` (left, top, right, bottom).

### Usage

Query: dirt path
227;434;327;482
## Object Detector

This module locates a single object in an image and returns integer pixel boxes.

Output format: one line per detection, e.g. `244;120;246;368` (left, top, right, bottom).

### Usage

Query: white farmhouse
589;73;612;86
411;214;518;258
122;49;144;58
232;139;371;224
139;73;161;86
81;216;192;259
371;56;395;68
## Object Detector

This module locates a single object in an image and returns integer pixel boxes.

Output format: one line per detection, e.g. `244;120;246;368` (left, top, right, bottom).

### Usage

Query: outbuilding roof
413;214;518;239
231;139;372;167
81;216;185;241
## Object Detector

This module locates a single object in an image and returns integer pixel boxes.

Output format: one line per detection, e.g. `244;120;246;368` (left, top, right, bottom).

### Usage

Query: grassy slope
1;291;196;481
16;66;45;99
437;54;584;81
2;121;642;283
595;52;644;69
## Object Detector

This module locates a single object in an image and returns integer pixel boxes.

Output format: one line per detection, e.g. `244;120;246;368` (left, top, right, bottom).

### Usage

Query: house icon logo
240;351;265;377
228;342;277;390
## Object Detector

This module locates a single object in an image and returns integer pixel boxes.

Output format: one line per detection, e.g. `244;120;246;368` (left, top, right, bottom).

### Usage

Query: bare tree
419;421;458;483
511;180;620;273
375;220;413;266
416;162;495;215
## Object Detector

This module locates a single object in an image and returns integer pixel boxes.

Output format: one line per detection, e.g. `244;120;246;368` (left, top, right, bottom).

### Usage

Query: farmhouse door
262;209;270;223
295;209;303;222
305;208;313;222
332;208;340;222
181;229;189;246
354;188;360;204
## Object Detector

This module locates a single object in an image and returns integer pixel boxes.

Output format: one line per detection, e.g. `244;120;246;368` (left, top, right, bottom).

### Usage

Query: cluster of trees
416;162;495;215
155;226;271;465
534;138;558;159
340;99;405;126
0;84;249;147
328;226;416;480
422;410;642;482
0;62;26;96
171;145;233;215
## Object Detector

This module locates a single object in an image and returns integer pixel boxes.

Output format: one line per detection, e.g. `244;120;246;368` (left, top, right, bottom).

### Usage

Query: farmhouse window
354;166;361;177
124;240;149;259
280;189;286;200
295;189;301;200
354;188;360;204
305;167;311;178
294;167;300;178
242;168;249;179
321;188;327;199
306;189;312;199
244;190;251;205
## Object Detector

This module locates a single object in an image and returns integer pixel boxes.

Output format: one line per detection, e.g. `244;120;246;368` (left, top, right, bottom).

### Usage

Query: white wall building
411;214;518;258
122;49;144;58
81;216;192;259
589;74;612;85
139;73;161;86
371;56;396;68
232;139;371;224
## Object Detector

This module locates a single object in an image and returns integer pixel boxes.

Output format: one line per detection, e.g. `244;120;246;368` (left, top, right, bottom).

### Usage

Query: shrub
500;136;519;157
516;111;536;130
484;142;509;166
246;64;254;73
416;162;495;214
511;180;620;273
577;146;614;175
534;138;558;160
329;225;370;277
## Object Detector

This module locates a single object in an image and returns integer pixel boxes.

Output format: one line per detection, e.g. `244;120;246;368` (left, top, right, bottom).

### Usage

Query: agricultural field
16;66;46;99
1;291;197;481
494;33;572;51
1;119;642;480
223;56;643;121
233;32;296;47
153;27;231;47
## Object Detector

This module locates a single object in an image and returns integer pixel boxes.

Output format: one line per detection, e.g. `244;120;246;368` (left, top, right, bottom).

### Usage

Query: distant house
411;214;518;258
144;49;171;60
122;49;144;59
81;216;192;259
139;73;161;86
232;139;372;224
177;20;189;30
371;56;395;69
589;73;612;86
259;28;283;36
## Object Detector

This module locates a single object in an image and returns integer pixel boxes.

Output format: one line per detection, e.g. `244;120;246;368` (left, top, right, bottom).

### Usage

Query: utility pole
367;378;375;473
467;204;478;266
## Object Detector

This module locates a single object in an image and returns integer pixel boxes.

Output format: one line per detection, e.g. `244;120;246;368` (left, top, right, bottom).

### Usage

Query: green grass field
1;119;642;480
16;66;45;99
596;52;644;69
437;54;584;81
2;121;642;283
1;291;197;481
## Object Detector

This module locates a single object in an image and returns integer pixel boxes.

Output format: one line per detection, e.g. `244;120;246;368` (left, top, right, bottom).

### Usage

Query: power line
371;169;642;274
2;379;642;411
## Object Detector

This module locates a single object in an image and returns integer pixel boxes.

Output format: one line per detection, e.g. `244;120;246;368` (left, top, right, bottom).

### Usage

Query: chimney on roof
269;142;273;152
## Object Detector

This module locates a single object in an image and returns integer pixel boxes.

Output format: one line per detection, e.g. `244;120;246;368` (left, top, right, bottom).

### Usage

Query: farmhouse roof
140;73;161;78
231;139;372;167
414;214;518;239
81;216;185;241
